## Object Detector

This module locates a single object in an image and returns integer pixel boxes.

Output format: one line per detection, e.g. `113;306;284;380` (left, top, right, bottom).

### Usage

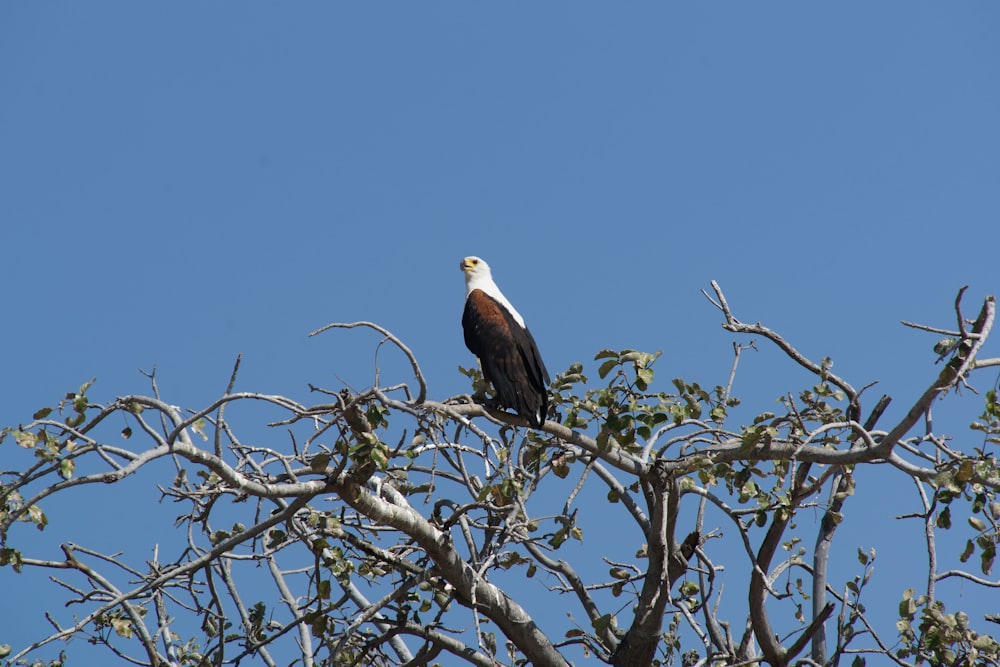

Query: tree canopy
2;283;999;667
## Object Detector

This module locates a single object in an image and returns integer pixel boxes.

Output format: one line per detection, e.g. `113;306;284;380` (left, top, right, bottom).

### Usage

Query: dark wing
463;290;549;427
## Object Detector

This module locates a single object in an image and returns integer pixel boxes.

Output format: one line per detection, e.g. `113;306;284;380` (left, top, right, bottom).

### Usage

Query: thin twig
309;321;427;404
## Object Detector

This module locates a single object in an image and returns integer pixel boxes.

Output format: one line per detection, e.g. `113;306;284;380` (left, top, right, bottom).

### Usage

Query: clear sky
2;2;999;662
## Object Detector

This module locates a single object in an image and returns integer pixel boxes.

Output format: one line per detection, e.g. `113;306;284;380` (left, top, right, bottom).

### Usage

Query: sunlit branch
705;280;858;405
310;321;428;405
878;293;994;455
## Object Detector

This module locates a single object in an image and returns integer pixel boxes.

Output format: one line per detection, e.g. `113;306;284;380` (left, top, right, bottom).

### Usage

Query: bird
460;256;550;428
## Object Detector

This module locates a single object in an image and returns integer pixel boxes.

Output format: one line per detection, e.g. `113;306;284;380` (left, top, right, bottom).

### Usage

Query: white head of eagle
460;256;550;428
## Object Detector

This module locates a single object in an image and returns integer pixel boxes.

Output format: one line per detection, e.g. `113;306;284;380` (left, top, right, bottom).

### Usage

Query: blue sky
2;2;999;662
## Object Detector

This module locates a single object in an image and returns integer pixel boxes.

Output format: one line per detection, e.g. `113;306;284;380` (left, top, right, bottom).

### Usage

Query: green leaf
209;530;231;546
267;529;287;549
899;588;915;618
551;454;570;479
111;615;133;638
78;377;96;395
549;528;568;549
592;613;614;635
33;407;53;420
678;580;699;596
190;419;208;441
982;542;996;576
13;430;37;448
972;493;986;514
311;614;328;638
311;538;331;557
310;453;331;473
933;337;958;357
598;359;619;379
28;504;47;530
959;539;975;563
0;547;24;573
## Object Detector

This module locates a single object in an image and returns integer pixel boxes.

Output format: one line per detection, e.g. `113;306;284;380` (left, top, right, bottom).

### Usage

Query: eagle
460;256;550;427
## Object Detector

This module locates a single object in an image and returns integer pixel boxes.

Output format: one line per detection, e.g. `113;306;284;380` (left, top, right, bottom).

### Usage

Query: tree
2;283;999;667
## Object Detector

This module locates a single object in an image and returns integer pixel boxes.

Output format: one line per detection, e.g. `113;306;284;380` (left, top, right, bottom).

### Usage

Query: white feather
462;256;526;328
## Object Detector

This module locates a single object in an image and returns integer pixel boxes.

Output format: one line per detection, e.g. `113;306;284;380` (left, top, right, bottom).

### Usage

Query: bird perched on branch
460;256;550;428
